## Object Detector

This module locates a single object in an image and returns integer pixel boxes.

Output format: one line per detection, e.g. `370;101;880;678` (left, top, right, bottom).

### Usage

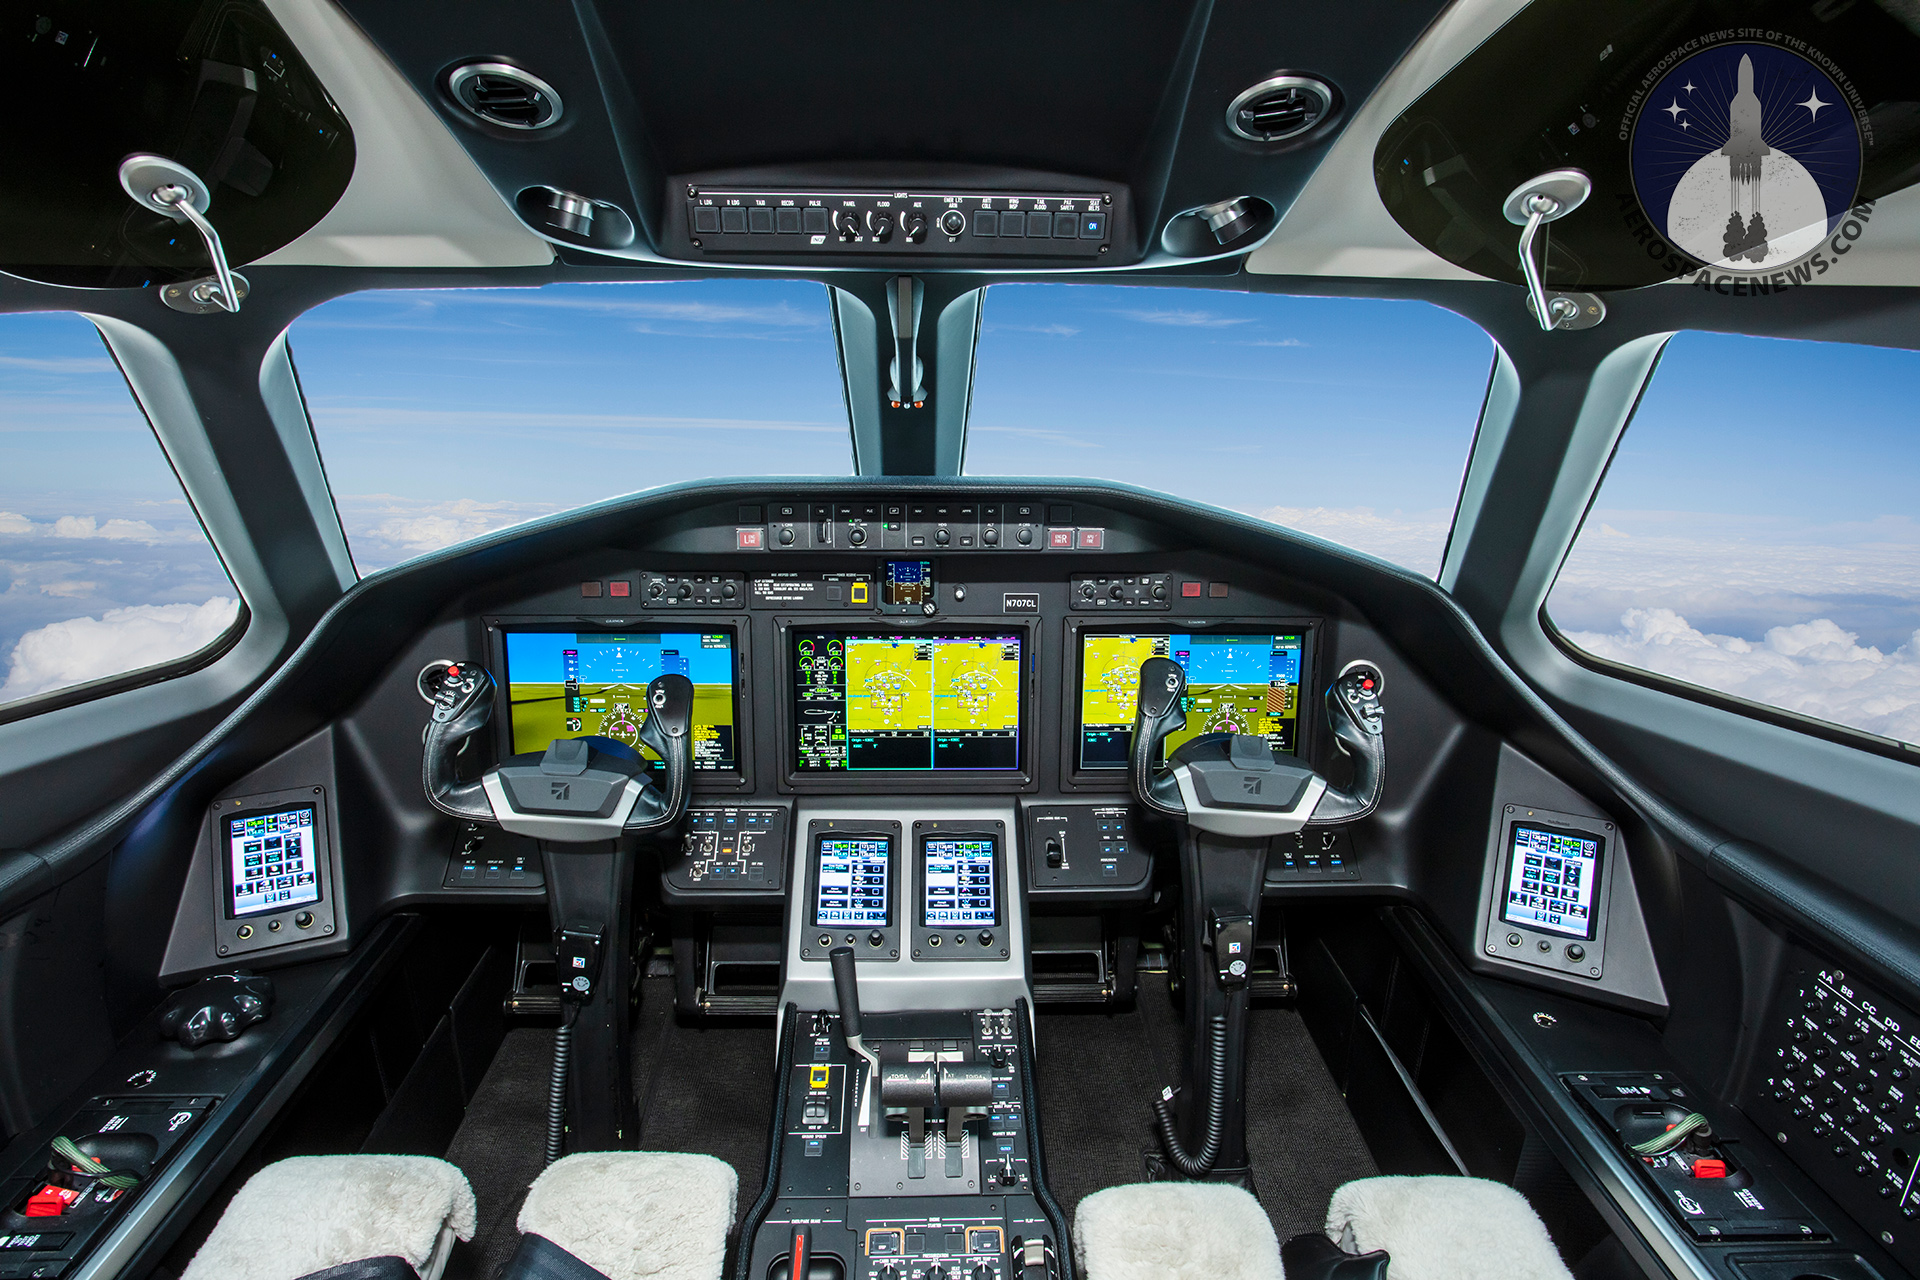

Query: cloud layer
0;597;240;701
1563;609;1920;744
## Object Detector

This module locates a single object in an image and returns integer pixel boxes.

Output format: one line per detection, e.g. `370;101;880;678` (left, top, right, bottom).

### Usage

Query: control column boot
543;839;639;1151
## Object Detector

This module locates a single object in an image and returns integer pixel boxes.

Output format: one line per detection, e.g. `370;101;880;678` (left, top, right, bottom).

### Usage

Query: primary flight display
793;631;1023;771
503;630;738;770
1078;631;1306;769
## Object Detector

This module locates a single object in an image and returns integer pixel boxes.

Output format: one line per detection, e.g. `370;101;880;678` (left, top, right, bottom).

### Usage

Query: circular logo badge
1629;42;1862;274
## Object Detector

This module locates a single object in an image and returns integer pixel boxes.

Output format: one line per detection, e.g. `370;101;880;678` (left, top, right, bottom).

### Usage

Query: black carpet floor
441;979;777;1280
442;974;1371;1276
1034;974;1376;1241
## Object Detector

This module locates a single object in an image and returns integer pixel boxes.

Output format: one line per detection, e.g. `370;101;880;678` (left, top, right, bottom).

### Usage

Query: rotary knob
935;529;950;546
850;527;867;546
903;211;928;243
939;209;966;236
677;583;693;600
866;210;894;242
834;210;861;242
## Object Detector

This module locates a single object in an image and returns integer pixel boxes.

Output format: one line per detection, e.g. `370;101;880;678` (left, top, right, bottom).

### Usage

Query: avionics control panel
680;183;1119;260
1747;950;1920;1273
663;806;790;894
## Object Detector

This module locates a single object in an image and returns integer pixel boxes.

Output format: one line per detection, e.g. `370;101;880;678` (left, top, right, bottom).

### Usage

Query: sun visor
1373;0;1920;291
4;0;354;289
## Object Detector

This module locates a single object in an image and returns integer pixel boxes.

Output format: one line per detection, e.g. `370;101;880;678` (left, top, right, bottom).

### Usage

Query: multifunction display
1501;825;1603;940
814;836;892;926
792;631;1023;771
1078;632;1305;769
504;630;737;770
922;838;998;927
226;804;320;917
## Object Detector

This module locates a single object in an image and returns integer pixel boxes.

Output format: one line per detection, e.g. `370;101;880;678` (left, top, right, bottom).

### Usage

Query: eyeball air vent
1226;75;1336;144
446;63;563;130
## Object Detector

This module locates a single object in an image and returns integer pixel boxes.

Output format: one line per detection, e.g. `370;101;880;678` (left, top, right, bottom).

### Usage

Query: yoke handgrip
1130;656;1189;816
829;946;863;1040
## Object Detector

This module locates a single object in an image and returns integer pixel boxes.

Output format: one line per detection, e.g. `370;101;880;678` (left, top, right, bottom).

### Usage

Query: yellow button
850;582;869;604
810;1064;830;1088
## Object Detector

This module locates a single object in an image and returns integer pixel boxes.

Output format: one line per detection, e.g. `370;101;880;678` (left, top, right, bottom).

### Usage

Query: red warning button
1180;582;1203;598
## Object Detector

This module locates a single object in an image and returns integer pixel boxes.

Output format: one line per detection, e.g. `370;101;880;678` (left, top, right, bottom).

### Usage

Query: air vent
446;63;563;131
1226;75;1335;144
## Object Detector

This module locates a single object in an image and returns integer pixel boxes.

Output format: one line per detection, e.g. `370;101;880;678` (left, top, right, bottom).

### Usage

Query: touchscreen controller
226;805;320;917
1501;825;1602;940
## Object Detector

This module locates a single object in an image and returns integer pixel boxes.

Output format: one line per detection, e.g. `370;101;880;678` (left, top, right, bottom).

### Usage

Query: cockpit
3;3;1920;1280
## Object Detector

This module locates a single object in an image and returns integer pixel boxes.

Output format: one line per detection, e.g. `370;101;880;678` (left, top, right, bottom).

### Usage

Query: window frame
0;320;252;723
1540;336;1920;768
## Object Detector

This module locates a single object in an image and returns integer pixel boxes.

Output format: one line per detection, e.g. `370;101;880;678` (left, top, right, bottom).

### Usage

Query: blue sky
3;285;1917;745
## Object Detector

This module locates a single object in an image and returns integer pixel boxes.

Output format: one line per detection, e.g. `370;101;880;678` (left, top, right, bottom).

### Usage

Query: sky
1;286;1916;749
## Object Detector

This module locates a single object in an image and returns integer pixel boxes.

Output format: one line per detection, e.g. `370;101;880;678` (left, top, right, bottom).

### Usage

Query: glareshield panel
0;313;240;709
964;284;1494;577
1548;331;1920;750
290;280;851;574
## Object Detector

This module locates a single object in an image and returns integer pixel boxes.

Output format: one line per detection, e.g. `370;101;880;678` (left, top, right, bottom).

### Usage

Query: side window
1547;331;1920;751
0;313;241;711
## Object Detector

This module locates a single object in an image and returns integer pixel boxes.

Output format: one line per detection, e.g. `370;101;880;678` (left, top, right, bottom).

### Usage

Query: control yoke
420;661;696;1156
1130;655;1386;1185
421;662;696;839
1131;656;1385;833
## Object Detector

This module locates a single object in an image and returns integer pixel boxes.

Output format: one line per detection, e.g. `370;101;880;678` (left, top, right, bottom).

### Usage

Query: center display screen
1501;825;1604;940
1078;632;1306;769
922;837;998;927
814;836;893;926
225;804;321;918
792;631;1023;771
503;630;738;770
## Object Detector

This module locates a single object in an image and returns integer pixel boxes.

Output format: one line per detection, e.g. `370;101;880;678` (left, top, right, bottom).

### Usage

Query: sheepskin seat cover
1074;1182;1283;1280
516;1152;737;1280
1324;1176;1574;1280
181;1155;475;1280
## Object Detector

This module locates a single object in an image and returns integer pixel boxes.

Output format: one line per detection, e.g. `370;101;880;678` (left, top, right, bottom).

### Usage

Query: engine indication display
1501;825;1603;940
922;837;998;927
504;630;737;770
815;836;892;926
792;631;1022;771
1078;632;1305;769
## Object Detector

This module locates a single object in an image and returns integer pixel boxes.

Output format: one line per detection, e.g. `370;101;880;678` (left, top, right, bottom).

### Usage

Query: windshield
290;280;851;574
964;284;1494;577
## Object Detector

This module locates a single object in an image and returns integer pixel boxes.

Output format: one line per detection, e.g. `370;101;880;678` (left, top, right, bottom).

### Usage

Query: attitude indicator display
793;631;1023;771
503;630;738;770
1078;631;1306;769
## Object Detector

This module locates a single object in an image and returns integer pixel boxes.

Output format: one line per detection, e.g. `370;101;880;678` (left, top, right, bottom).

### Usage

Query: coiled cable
545;1012;573;1166
1151;1014;1228;1177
